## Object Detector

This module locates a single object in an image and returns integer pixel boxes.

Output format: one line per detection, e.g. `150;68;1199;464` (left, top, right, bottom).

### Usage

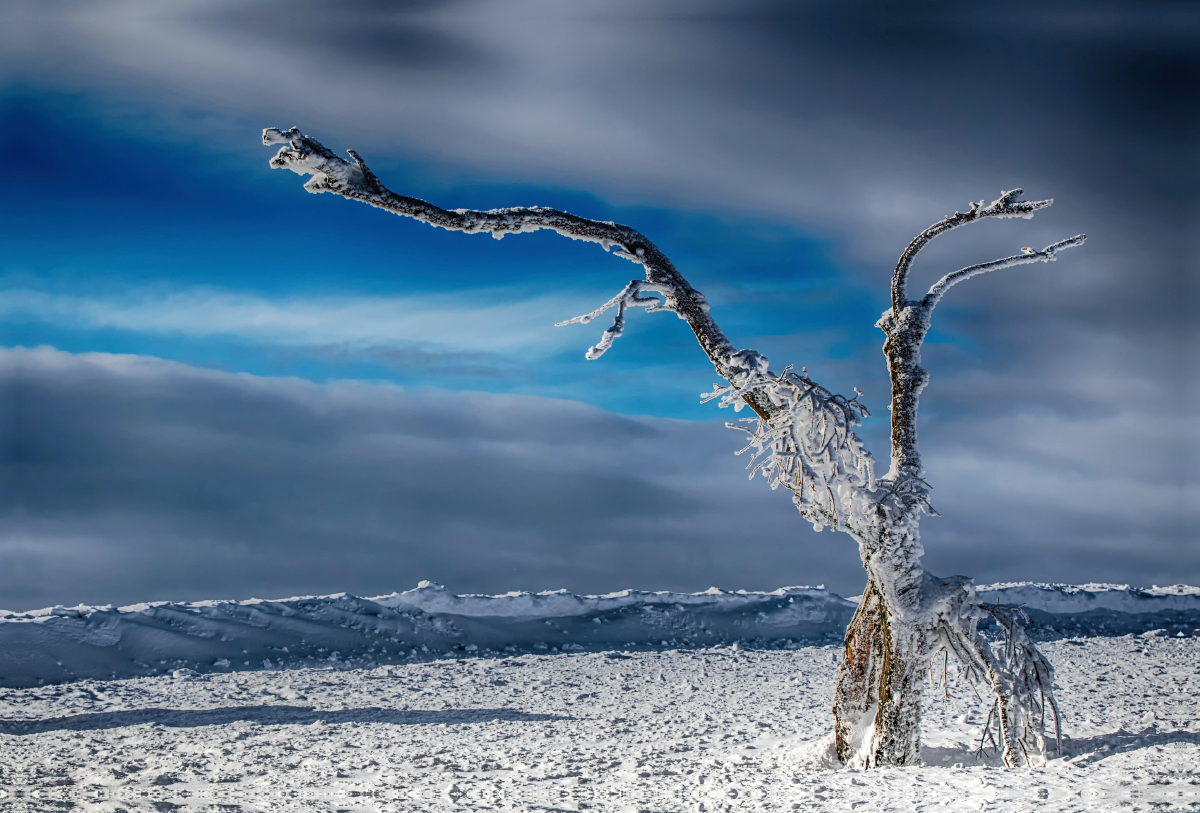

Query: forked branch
891;189;1053;313
879;194;1084;482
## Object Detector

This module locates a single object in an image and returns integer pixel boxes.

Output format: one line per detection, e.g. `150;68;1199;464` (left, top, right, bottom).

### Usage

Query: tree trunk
833;576;933;767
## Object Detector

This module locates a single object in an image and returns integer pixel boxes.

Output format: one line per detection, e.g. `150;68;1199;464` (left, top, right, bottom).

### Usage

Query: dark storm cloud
208;0;493;74
2;0;1195;597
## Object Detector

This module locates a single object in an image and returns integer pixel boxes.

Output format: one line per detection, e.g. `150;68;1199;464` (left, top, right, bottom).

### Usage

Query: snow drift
0;581;1196;688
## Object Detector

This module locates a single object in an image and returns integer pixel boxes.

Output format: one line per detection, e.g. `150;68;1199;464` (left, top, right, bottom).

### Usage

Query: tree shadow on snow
920;743;999;767
1060;727;1200;765
921;727;1200;768
0;705;570;735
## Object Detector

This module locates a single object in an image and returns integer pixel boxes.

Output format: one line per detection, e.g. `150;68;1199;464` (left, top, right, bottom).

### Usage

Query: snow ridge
976;582;1200;614
0;583;855;688
0;582;1195;688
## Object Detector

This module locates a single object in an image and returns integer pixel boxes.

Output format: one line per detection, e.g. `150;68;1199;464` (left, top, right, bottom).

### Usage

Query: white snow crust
2;582;1197;690
0;584;855;689
0;637;1195;810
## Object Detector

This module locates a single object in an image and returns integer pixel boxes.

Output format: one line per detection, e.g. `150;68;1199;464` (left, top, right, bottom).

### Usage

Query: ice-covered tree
263;128;1084;768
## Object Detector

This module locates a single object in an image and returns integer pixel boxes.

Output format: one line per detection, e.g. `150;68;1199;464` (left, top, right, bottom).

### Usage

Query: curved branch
263;127;781;418
881;194;1081;485
922;235;1087;310
890;189;1053;316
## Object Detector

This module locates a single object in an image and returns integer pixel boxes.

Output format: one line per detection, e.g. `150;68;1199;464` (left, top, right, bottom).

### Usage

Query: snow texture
0;636;1195;811
2;582;1196;690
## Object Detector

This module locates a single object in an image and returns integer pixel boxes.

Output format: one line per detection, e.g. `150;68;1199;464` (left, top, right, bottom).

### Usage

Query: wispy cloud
0;286;598;356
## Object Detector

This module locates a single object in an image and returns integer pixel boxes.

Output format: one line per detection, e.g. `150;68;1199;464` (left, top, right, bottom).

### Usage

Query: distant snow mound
975;582;1200;636
1;582;1196;688
977;582;1200;613
0;584;854;688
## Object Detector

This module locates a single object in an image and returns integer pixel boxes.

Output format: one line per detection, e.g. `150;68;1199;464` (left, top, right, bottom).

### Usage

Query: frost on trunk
263;129;1084;768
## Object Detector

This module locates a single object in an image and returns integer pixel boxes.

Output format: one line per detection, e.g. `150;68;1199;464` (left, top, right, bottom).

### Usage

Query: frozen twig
923;235;1086;310
937;597;1063;766
555;280;676;359
703;366;876;532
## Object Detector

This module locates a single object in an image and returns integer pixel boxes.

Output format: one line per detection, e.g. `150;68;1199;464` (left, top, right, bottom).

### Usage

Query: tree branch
922;235;1086;310
891;189;1053;315
264;127;888;534
880;190;1083;485
264;127;780;417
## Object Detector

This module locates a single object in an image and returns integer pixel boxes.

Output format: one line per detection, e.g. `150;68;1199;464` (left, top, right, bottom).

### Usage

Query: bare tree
263;128;1084;768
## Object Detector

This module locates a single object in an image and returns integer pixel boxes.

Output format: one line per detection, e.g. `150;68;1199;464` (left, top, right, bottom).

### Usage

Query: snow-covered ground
1;584;1198;811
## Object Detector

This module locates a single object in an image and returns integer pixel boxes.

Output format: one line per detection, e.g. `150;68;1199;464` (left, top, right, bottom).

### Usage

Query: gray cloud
7;0;1190;339
3;348;1192;612
209;0;492;75
0;348;851;609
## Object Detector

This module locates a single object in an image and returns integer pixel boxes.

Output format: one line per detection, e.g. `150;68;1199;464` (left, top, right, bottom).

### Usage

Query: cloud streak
0;286;596;355
0;347;835;608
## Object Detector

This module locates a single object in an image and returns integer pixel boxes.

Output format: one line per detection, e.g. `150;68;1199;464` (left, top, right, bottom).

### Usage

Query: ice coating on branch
725;348;770;379
265;128;633;250
916;576;1063;767
264;128;731;367
890;188;1057;313
555;281;677;359
923;234;1086;309
975;604;1062;764
264;127;365;194
704;364;875;533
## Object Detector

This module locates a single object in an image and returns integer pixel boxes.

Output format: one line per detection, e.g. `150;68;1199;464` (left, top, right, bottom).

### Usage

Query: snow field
0;636;1196;811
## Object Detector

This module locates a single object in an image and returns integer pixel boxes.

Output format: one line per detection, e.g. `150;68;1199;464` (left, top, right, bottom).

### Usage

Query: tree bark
833;572;933;767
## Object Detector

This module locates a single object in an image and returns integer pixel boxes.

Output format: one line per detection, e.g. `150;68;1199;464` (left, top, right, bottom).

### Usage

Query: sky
1;0;1196;609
